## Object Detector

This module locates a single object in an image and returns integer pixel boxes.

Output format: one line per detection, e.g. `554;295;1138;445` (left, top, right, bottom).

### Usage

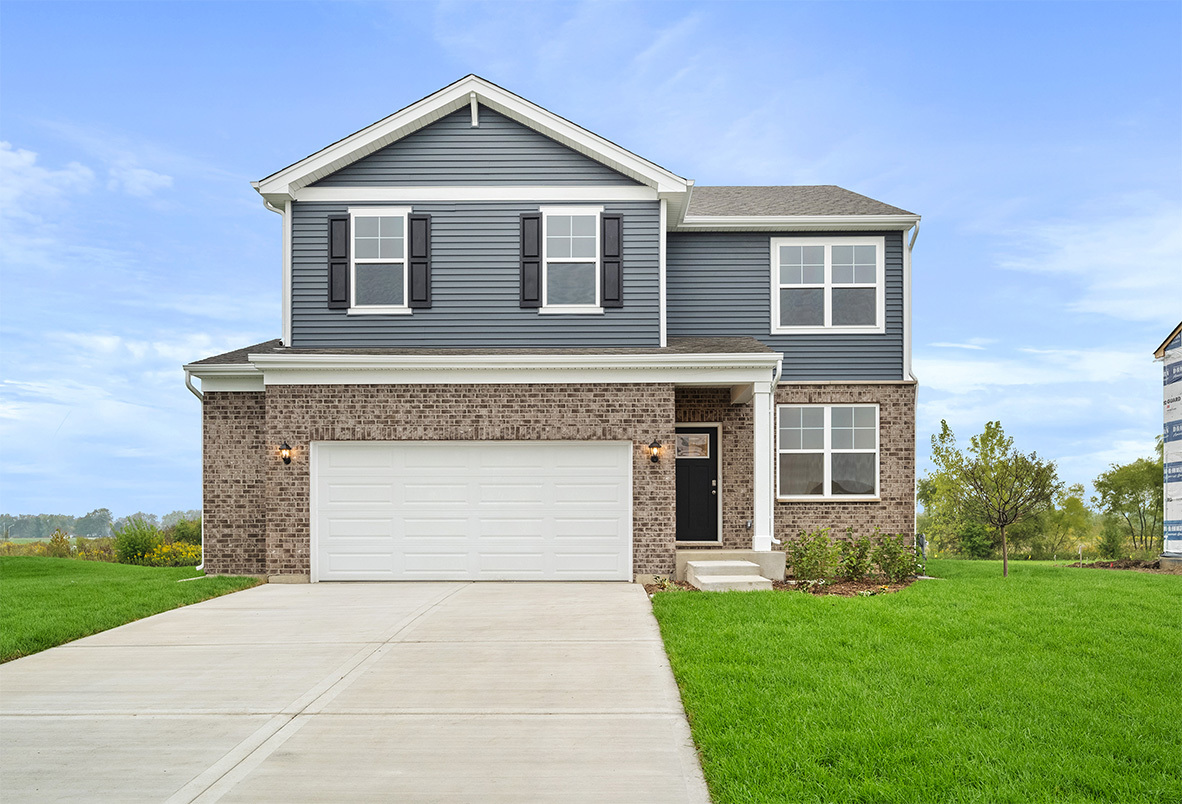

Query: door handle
711;489;717;495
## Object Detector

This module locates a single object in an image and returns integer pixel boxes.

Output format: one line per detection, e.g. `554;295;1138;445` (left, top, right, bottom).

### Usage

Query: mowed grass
651;560;1181;804
0;557;263;662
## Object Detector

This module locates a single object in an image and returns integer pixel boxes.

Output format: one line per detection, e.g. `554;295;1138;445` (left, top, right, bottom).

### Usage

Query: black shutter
520;213;542;308
601;214;623;308
407;213;431;309
327;216;349;309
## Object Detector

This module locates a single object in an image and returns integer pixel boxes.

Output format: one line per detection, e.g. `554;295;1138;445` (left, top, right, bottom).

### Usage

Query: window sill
538;306;605;315
771;326;885;335
347;307;413;316
777;496;881;502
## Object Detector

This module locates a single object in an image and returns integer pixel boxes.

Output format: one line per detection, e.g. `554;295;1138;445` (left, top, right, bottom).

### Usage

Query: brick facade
200;380;915;578
204;383;678;578
673;388;755;550
202;392;267;575
773;382;917;542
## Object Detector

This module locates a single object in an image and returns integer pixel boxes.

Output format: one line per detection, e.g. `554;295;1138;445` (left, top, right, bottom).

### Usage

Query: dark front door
675;426;719;542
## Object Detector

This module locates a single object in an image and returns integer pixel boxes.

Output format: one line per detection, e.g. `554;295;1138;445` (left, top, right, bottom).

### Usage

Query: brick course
773;383;916;542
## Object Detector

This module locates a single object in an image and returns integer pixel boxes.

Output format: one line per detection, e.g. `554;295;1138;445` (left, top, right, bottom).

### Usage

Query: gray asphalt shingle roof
189;336;776;365
687;185;914;217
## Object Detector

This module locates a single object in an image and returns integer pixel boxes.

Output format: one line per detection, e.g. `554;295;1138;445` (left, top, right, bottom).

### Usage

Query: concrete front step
686;561;773;591
690;574;773;592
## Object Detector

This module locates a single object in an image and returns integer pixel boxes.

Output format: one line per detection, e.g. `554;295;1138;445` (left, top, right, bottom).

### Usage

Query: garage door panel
313;442;631;581
324;517;398;539
400;446;471;470
325;445;396;469
478;482;547;504
325;483;395;504
402;518;470;538
402;482;469;503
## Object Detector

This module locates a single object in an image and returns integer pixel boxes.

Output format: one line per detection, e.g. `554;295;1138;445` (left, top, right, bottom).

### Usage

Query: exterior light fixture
280;442;292;465
648;439;661;463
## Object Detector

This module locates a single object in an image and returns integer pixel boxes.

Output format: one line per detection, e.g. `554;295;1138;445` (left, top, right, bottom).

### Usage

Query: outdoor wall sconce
648;439;662;463
280;442;292;465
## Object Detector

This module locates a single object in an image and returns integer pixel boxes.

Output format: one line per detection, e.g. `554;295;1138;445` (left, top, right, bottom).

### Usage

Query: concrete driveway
0;582;710;803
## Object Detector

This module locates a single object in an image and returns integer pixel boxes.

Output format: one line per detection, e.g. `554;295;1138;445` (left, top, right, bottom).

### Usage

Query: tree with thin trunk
1092;442;1164;554
929;420;1060;577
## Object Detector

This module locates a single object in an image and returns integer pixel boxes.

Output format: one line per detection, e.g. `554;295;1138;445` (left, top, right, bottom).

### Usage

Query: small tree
1092;445;1164;555
928;420;1059;577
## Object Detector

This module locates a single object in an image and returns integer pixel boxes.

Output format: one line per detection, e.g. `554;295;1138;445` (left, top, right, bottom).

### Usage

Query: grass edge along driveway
0;556;263;662
651;560;1181;804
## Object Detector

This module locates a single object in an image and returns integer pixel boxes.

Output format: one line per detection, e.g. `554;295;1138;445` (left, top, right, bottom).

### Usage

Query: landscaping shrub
785;528;841;581
167;517;202;545
113;518;162;565
144;541;201;567
46;529;72;558
873;533;924;582
0;541;47;557
837;529;874;581
74;537;116;562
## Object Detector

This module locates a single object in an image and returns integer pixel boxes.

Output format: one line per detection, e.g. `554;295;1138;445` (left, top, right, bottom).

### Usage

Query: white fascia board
293;186;659;203
255;76;691;199
248;351;782;387
675;214;921;232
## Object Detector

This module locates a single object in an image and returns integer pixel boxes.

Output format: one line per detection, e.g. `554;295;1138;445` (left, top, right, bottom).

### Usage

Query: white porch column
752;380;774;551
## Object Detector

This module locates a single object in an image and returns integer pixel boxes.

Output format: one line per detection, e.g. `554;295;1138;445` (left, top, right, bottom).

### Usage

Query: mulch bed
645;577;916;596
1065;559;1181;574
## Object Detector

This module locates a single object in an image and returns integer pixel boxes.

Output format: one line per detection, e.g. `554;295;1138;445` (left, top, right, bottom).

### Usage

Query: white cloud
930;342;986;350
107;165;173;197
1000;200;1182;322
0;142;94;219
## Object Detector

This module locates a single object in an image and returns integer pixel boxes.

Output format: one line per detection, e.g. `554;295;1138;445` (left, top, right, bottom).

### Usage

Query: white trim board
293;186;658;203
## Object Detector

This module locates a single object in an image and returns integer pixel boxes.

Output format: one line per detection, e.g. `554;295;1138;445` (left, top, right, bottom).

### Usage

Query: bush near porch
651;559;1179;804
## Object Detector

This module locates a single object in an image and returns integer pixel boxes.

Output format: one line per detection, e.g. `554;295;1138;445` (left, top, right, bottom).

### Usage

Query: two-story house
184;76;919;583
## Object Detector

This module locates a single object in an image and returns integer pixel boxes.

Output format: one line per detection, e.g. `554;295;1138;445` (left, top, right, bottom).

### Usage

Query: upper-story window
771;236;885;334
350;207;410;314
541;206;602;314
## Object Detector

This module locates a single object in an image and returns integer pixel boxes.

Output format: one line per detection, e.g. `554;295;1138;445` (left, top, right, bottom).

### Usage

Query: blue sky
1;1;1178;517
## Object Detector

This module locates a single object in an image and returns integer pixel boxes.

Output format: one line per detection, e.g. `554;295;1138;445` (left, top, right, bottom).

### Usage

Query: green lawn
0;557;262;662
651;559;1181;804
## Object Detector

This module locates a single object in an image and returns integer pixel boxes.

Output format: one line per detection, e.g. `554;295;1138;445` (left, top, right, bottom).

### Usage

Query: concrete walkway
0;582;710;803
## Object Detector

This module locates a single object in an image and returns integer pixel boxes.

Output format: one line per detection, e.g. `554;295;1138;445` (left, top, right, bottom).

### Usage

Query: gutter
182;368;205;572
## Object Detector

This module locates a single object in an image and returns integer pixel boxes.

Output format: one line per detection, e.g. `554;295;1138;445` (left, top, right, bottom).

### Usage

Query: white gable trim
253;76;690;207
292;186;658;203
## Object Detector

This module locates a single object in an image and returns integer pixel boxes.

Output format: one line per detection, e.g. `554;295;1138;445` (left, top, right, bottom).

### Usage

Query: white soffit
254;75;690;206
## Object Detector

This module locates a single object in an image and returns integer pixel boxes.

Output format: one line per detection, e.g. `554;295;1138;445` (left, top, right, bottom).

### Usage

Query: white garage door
311;441;633;581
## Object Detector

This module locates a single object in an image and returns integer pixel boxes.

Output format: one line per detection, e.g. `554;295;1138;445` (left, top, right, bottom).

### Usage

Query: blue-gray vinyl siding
291;201;660;347
311;107;640;187
666;231;905;380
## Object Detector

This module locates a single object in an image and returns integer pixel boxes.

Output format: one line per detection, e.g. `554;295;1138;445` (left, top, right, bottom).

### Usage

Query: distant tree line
919;421;1164;568
0;509;202;541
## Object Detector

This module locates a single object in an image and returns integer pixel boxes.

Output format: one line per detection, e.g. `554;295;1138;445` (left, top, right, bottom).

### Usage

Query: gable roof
253;75;690;206
1155;321;1182;359
688;186;914;217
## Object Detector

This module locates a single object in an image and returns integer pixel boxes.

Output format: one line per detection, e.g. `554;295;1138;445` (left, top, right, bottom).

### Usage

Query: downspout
768;357;784;545
184;368;205;572
904;222;920;382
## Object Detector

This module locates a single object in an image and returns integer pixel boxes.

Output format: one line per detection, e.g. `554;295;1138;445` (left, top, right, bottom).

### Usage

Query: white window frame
539;205;603;315
348;206;412;315
770;236;885;334
776;404;879;500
